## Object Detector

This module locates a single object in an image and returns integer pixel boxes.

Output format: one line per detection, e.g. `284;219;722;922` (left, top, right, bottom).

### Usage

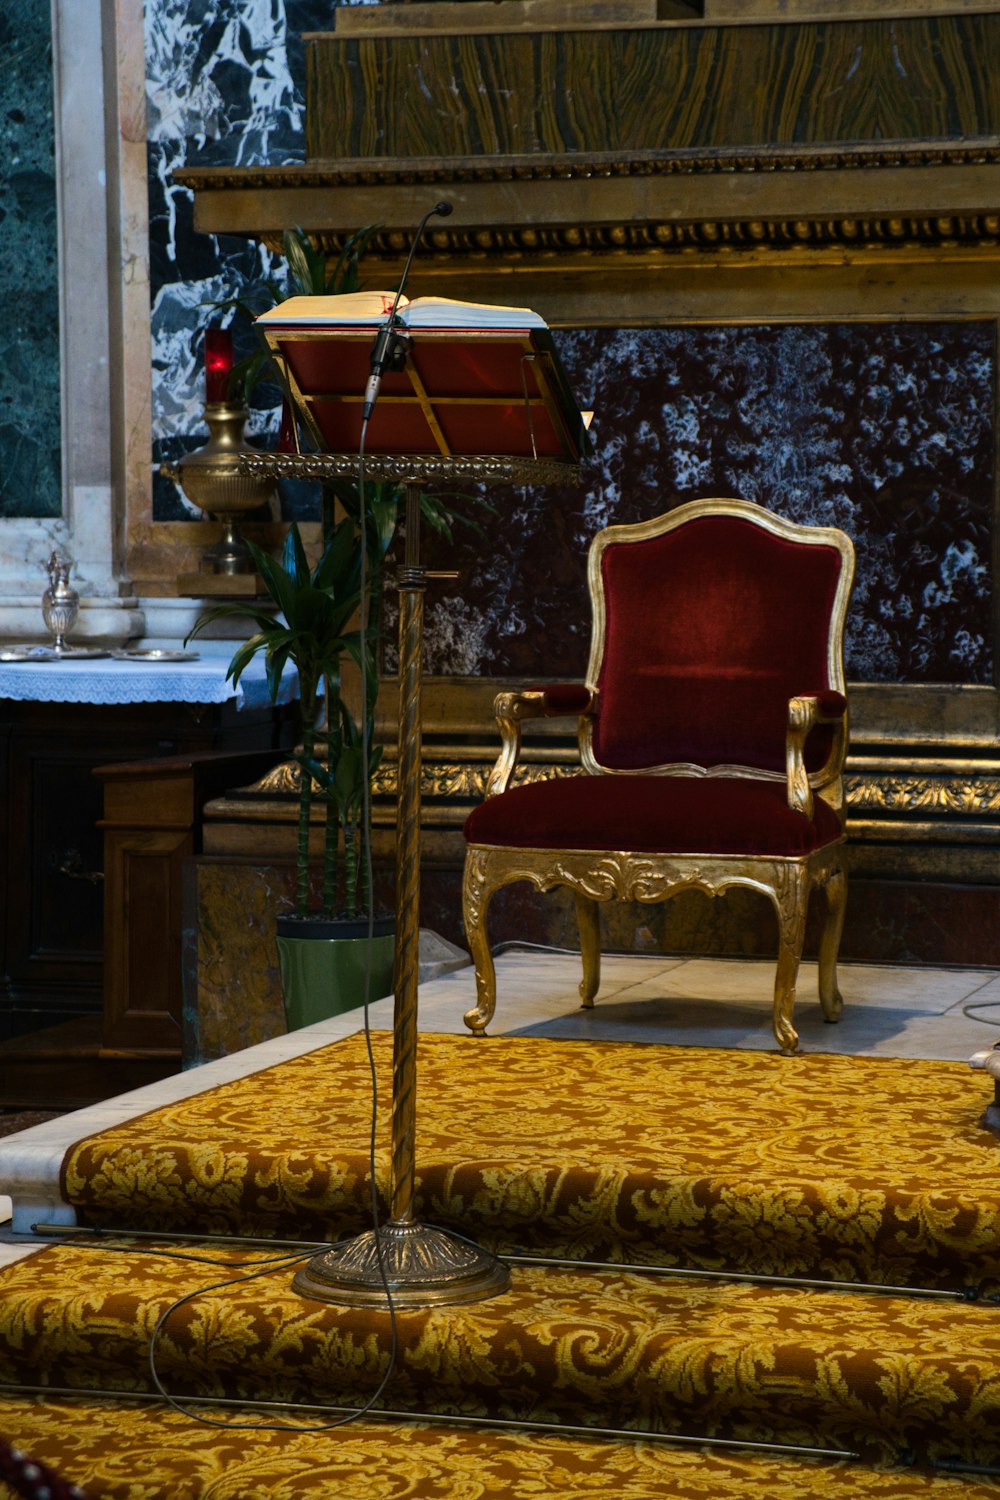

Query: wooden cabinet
97;751;282;1055
0;691;290;1108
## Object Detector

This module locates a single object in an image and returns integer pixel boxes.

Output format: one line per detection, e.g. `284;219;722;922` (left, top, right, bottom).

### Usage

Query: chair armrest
487;685;596;798
786;691;848;818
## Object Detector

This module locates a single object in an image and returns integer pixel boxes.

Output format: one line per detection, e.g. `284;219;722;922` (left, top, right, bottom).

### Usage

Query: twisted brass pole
389;484;425;1222
292;477;509;1306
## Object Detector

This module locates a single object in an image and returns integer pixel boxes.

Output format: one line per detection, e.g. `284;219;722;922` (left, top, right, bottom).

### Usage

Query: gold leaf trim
845;773;1000;816
175;142;1000;192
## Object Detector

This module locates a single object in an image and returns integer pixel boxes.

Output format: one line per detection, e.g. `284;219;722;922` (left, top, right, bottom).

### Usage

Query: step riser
64;1171;1000;1298
4;1394;994;1500
0;1367;988;1469
3;1255;999;1468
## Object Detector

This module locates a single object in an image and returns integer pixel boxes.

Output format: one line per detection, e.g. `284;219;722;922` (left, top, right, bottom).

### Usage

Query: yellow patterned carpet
62;1033;1000;1289
4;1240;1000;1464
4;1035;1000;1495
14;1397;1000;1500
4;1398;1000;1500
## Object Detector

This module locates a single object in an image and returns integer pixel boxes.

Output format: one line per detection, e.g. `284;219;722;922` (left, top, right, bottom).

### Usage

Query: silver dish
114;648;200;663
0;646;58;662
48;647;113;660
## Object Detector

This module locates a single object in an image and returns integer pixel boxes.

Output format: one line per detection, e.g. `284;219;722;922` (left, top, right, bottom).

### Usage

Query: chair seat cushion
464;775;842;857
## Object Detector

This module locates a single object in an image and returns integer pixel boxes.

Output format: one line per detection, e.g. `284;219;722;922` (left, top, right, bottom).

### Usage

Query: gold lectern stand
243;314;585;1307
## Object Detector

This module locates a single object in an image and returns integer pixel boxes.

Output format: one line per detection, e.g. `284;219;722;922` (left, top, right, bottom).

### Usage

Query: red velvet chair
461;498;856;1053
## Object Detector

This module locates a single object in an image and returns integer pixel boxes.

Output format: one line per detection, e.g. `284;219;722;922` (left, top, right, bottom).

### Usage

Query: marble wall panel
146;0;331;521
0;3;60;519
415;323;996;686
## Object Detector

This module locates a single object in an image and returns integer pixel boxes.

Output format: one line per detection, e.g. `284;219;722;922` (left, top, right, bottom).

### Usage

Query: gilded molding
177;146;1000;259
845;773;1000;817
275;217;1000;260
241;452;579;488
175;142;1000;193
239;762;1000;824
370;760;577;801
208;217;1000;263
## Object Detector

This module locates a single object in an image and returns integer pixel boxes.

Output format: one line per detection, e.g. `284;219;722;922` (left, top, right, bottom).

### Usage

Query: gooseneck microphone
362;201;454;422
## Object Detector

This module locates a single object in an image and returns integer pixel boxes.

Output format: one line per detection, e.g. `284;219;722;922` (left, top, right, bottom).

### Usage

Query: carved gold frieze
845;773;1000;818
247;759;1000;824
370;759;578;801
177;172;1000;264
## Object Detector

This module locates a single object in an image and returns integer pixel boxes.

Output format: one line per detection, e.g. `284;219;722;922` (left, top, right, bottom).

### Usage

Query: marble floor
3;945;1000;1257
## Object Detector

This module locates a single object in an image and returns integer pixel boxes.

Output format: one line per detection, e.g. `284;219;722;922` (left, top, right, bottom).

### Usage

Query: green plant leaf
282;228;316;297
312;516;358;595
228;346;272;404
285;522;312;592
297;754;334;793
326;223;382;295
226;631;275;690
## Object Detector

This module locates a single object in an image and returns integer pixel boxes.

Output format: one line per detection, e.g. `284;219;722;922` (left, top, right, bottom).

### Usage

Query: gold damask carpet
4;1399;1000;1500
61;1033;1000;1289
3;1239;1000;1465
3;1034;1000;1496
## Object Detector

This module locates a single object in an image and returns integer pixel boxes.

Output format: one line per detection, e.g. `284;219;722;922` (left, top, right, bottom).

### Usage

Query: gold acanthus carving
468;846;795;908
231;758;573;804
376;761;578;801
247;762;1000;819
844;774;1000;816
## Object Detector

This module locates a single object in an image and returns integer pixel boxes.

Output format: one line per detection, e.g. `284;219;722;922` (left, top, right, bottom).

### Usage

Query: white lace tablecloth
0;654;295;709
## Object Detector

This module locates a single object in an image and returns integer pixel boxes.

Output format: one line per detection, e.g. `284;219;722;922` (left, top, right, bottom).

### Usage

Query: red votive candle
205;326;234;403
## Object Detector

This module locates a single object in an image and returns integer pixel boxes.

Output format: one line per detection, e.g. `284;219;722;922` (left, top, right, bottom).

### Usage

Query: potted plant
187;491;398;1027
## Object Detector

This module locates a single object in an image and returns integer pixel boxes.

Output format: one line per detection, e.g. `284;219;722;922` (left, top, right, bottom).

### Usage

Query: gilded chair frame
462;499;856;1054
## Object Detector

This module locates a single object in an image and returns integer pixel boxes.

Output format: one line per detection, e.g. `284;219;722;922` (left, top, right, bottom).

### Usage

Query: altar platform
3;950;1000;1497
4;946;1000;1239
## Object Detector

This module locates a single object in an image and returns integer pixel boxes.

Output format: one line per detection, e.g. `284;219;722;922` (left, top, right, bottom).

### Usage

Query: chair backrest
582;499;855;777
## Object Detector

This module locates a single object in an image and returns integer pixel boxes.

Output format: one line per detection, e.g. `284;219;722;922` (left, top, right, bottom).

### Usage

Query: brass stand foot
292;1219;511;1308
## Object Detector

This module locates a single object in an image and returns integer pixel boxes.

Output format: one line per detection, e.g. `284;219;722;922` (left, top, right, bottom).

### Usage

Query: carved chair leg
462;852;498;1035
575;893;601;1007
817;859;847;1023
770;867;810;1056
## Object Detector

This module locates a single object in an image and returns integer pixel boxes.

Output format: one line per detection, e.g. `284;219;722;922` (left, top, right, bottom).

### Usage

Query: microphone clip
381;326;412;374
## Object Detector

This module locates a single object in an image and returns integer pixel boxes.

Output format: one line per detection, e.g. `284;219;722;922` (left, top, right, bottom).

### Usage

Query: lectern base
292;1218;511;1308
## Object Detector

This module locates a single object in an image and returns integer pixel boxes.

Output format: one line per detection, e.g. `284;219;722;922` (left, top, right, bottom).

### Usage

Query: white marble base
136;596;263;649
0;596;268;651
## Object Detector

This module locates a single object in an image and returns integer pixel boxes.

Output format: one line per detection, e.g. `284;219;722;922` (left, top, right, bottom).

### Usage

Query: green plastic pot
275;913;396;1030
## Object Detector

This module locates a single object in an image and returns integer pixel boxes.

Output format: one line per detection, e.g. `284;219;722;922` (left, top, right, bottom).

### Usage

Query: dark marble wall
418;323;996;686
147;0;332;520
0;4;60;519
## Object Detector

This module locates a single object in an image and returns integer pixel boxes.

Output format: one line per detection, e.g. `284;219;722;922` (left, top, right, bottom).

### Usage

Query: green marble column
0;3;61;519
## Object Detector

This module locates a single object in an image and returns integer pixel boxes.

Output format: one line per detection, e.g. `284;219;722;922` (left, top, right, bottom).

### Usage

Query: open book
258;291;588;462
257;292;547;330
